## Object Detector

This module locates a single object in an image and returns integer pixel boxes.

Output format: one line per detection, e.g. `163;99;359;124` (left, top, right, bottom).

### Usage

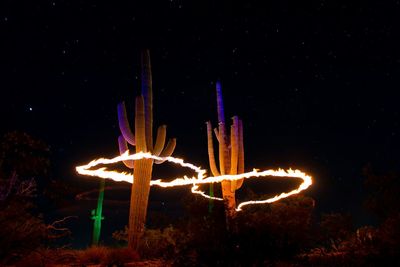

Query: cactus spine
117;50;176;250
206;81;244;223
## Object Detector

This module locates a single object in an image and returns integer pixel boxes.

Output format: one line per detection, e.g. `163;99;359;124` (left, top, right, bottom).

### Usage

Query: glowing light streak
76;152;313;211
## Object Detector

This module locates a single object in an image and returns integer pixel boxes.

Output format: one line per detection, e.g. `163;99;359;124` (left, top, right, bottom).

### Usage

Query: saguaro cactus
91;178;105;246
206;81;245;223
117;50;176;250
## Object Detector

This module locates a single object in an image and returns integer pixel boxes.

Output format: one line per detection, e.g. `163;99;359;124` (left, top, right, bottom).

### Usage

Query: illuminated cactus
91;178;105;246
206;81;245;223
117;50;176;250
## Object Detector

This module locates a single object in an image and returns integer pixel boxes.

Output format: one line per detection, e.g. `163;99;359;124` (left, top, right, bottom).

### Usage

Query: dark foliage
318;212;353;250
2;130;400;266
0;131;73;265
0;174;47;264
162;193;315;266
233;195;315;265
363;164;400;220
301;167;400;266
0;131;50;181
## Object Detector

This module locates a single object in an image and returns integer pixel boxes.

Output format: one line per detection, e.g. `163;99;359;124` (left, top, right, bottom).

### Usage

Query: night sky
1;1;400;246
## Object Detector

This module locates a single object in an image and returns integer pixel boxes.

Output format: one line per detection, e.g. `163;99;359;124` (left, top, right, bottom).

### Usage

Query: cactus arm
206;121;220;177
218;122;228;175
153;125;166;156
141;49;153;151
135;96;147;152
237;119;244;173
155;138;176;164
117;102;136;145
214;128;221;143
230;117;239;174
230;117;239;192
118;135;134;168
236;119;245;189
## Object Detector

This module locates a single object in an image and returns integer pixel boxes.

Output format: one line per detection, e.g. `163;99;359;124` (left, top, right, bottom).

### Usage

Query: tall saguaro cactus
206;81;245;223
117;50;176;250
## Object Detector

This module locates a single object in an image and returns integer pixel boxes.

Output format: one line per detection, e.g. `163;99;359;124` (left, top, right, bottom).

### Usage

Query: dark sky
1;1;400;244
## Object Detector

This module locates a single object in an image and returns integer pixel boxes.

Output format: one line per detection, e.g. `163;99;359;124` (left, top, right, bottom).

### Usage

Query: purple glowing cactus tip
216;80;226;124
140;49;153;150
141;49;152;97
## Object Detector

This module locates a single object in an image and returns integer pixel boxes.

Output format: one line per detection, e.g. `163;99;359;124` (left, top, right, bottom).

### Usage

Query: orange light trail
76;151;313;211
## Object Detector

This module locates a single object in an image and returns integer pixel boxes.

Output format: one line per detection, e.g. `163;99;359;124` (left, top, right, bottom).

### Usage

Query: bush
14;248;78;267
78;246;108;265
104;247;140;266
78;246;140;266
0;173;47;265
113;225;186;260
233;195;315;264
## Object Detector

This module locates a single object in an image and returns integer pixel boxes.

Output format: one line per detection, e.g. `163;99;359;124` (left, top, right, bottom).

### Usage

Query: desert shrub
377;213;400;250
145;194;317;266
15;248;78;267
78;246;108;265
317;212;353;253
114;193;316;266
112;225;129;245
14;250;45;267
301;167;400;266
182;193;230;263
78;246;140;266
0;131;50;181
302;213;400;266
0;173;48;264
0;132;74;264
103;247;140;266
0;201;47;262
113;225;186;260
233;195;315;265
363;165;400;220
14;247;138;267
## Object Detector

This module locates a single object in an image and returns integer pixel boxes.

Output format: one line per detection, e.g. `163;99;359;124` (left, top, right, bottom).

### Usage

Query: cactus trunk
221;181;236;219
127;95;152;249
128;157;153;249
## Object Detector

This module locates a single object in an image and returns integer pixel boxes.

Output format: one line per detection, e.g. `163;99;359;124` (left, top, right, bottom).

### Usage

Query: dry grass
77;246;108;265
103;247;140;266
12;247;166;266
77;246;140;266
15;248;79;267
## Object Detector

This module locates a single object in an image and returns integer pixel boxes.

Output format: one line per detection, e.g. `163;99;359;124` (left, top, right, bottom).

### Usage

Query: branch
47;216;77;239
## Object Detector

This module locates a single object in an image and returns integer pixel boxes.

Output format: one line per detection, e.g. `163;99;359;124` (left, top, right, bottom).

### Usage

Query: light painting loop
76;151;313;211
